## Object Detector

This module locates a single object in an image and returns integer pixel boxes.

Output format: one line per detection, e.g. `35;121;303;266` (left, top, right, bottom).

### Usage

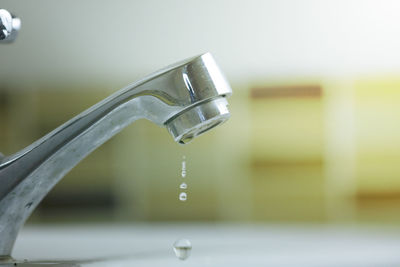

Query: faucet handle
0;9;12;40
0;9;20;43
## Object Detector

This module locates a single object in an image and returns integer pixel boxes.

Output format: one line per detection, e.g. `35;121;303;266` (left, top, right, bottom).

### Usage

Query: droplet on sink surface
173;238;192;260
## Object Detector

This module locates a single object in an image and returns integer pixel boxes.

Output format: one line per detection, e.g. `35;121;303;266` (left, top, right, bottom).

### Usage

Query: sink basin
4;224;400;266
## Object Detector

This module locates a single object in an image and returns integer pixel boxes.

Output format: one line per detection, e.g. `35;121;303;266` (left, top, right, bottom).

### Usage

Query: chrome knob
0;9;21;43
0;9;12;40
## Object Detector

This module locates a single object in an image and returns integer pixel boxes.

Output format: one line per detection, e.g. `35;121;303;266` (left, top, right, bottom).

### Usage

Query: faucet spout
0;53;232;257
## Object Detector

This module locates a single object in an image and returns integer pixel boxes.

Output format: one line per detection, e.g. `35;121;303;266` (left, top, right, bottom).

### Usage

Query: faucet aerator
165;97;230;144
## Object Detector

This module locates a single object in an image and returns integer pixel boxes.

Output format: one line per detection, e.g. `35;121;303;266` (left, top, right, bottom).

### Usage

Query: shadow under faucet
0;52;232;258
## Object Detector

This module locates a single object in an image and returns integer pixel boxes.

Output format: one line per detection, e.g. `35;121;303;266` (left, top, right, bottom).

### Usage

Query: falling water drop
180;182;187;189
179;192;187;201
173;238;192;260
181;157;186;177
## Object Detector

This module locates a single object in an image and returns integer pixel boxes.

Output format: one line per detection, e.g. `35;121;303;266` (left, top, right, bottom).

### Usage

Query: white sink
6;224;400;266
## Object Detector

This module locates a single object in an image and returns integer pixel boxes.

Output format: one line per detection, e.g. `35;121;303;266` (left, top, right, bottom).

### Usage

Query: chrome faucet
0;53;232;258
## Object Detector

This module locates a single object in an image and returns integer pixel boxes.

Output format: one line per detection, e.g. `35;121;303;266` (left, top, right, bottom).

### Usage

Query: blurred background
1;0;400;226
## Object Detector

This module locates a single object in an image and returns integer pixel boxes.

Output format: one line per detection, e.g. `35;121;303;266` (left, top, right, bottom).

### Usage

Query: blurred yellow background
2;0;400;226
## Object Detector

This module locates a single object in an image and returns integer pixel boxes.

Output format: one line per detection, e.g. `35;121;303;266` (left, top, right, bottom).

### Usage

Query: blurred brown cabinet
249;83;325;221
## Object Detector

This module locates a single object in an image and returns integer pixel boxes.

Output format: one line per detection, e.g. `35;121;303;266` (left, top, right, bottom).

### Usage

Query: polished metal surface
0;9;21;43
0;53;232;257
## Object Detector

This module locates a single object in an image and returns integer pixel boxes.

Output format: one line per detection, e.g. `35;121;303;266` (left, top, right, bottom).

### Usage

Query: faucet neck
0;96;144;256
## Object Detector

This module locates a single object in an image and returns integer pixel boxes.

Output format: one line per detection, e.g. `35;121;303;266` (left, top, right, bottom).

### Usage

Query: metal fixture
0;53;232;258
0;9;21;43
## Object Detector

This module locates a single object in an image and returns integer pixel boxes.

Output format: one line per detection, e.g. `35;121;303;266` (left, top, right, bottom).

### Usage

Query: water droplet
181;170;186;178
180;182;187;189
173;238;192;260
179;192;187;201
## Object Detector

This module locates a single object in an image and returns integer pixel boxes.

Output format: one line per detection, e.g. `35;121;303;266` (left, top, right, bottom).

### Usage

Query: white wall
2;0;400;87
